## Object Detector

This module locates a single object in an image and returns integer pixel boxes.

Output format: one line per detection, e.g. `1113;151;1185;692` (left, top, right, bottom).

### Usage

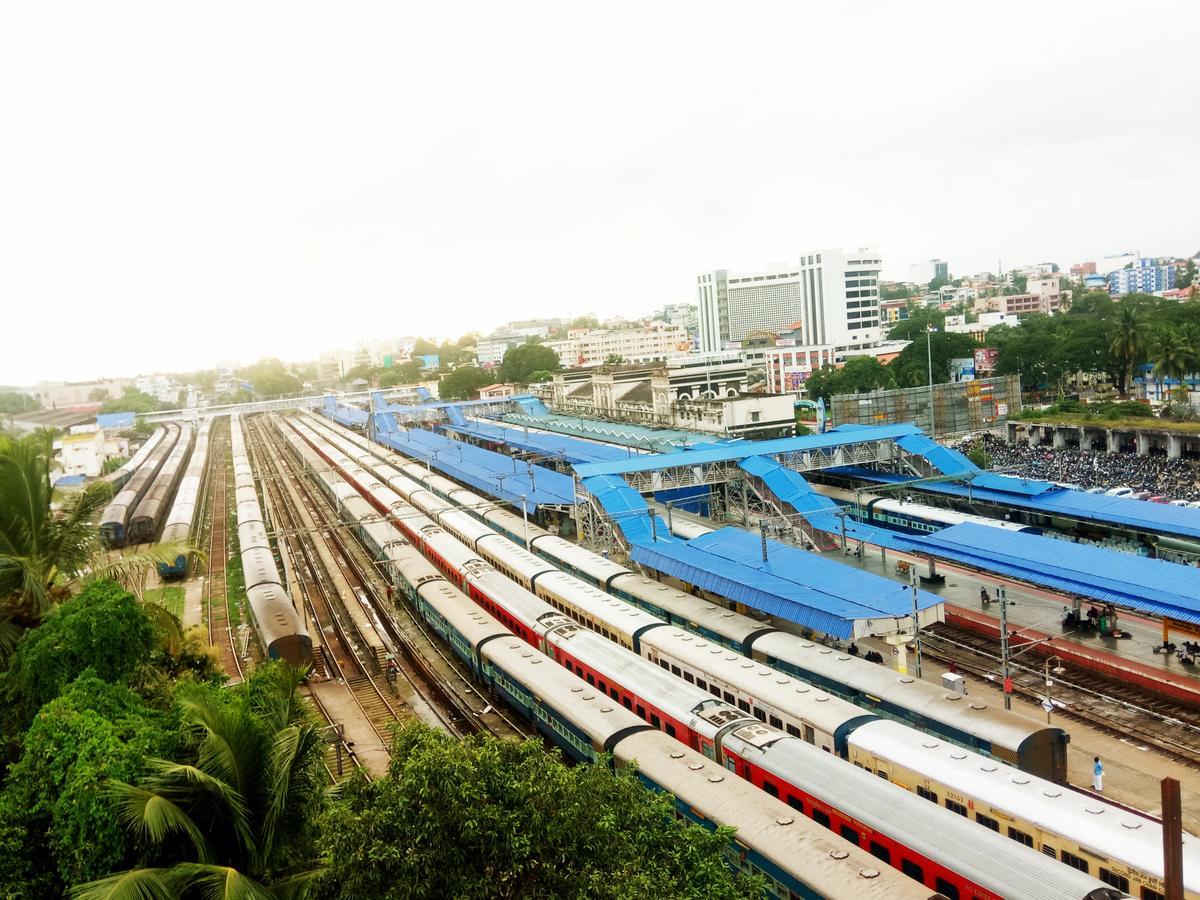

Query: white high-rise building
696;248;882;352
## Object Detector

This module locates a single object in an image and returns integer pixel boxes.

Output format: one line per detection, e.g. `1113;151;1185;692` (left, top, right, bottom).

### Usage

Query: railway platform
821;540;1200;705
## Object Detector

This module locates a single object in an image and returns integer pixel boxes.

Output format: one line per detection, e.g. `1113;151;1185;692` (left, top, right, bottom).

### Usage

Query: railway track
267;414;533;743
304;687;367;783
203;419;243;682
244;416;411;748
923;623;1200;768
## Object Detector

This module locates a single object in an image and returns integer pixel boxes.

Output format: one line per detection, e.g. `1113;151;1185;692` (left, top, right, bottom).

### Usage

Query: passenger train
810;484;1036;536
129;422;193;544
158;419;212;578
277;416;1124;900
299;412;1069;782
101;426;166;493
294;413;1198;897
100;423;180;547
229;415;312;666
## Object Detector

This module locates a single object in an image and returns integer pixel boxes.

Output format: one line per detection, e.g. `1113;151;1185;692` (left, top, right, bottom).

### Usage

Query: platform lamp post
519;494;530;550
909;567;923;680
1043;655;1065;724
997;585;1016;711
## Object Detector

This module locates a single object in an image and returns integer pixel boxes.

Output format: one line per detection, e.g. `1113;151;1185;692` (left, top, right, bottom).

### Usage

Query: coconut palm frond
106;780;212;862
166;864;277;900
67;867;178;900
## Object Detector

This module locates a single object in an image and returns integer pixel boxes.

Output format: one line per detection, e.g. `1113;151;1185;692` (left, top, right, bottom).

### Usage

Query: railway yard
100;397;1200;900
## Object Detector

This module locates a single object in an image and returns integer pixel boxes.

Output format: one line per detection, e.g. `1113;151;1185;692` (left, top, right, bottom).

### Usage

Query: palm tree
1108;304;1145;397
71;665;325;900
1152;329;1198;411
0;431;191;641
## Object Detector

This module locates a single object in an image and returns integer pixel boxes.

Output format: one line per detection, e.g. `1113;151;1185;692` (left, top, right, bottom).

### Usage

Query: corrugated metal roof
443;417;634;464
366;422;575;510
575;423;924;478
844;468;1200;541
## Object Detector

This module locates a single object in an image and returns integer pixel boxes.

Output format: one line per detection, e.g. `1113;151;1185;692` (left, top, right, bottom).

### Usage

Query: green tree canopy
71;664;326;900
6;580;155;717
240;359;301;398
498;342;562;383
314;724;761;900
439;366;493;400
888;332;981;388
0;675;177;896
802;356;895;405
100;389;164;414
886;303;946;342
0;392;40;416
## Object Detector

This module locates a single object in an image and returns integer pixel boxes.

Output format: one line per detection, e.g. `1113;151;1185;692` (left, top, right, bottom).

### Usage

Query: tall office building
696;247;882;352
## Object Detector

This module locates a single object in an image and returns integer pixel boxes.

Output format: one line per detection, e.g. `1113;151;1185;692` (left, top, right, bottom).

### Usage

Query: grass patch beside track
143;585;185;619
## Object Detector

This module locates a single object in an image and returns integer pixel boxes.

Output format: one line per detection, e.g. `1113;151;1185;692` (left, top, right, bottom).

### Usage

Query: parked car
1131;491;1154;501
1105;486;1134;497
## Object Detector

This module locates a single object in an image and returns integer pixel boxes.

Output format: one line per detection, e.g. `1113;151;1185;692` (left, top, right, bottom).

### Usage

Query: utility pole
998;585;1013;711
910;567;923;679
926;324;937;438
759;519;769;563
1163;777;1184;900
520;494;530;550
649;509;658;542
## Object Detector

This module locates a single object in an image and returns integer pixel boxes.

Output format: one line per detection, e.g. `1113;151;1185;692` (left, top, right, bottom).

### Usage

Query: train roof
850;718;1200;887
642;628;875;735
415;577;510;647
533;570;663;634
741;736;1118;900
548;626;728;728
615;730;937;900
748;630;1056;750
529;534;633;583
608;572;769;643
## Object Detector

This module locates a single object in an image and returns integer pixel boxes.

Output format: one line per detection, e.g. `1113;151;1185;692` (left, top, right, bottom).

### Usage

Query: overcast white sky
3;2;1197;385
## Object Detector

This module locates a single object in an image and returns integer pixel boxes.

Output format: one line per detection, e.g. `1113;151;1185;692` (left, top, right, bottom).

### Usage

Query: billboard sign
950;357;976;382
783;366;810;392
974;347;998;373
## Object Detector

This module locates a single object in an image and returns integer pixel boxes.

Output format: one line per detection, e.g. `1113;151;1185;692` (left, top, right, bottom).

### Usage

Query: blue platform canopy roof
840;468;1200;542
442;416;636;464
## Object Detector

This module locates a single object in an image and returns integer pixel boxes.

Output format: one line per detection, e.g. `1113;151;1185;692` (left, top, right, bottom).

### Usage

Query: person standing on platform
1093;757;1103;792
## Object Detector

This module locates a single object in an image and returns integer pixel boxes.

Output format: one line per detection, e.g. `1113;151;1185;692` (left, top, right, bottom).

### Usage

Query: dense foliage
0;391;40;415
99;388;168;414
315;724;762;900
439;365;494;400
499;341;561;384
804;356;894;405
240;358;302;398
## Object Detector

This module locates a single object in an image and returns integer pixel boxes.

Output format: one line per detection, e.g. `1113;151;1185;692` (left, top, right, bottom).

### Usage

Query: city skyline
3;1;1198;384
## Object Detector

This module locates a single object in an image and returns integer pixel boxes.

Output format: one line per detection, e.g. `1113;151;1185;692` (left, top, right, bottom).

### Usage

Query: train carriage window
839;825;860;846
650;714;661;729
671;665;681;676
786;724;800;738
1141;888;1166;900
1041;845;1056;859
659;659;669;670
934;878;959;900
609;687;619;700
753;708;766;722
786;795;804;813
1007;827;1033;848
876;770;888;780
900;859;924;882
597;680;607;694
1098;869;1129;893
812;810;831;829
803;724;815;743
665;724;676;738
683;672;694;684
737;699;750;713
763;782;779;799
769;715;783;729
869;842;890;864
724;691;735;704
622;697;631;710
975;813;999;832
636;705;646;720
945;799;968;817
586;674;595;686
1060;850;1088;874
916;786;938;804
